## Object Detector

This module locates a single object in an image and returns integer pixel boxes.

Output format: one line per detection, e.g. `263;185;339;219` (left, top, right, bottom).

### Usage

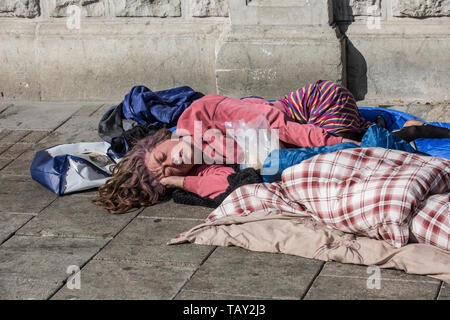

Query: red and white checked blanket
207;148;450;250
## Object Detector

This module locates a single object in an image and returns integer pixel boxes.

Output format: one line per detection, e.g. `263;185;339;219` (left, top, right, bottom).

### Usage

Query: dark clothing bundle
98;85;204;154
172;167;263;208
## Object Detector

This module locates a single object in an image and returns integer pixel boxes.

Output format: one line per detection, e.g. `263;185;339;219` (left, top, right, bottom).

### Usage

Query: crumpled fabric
172;167;262;208
98;85;204;154
359;107;450;159
261;124;420;182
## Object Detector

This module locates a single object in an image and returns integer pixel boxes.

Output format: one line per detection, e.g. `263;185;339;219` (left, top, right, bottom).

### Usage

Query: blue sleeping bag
258;103;449;159
358;107;450;159
262;124;428;183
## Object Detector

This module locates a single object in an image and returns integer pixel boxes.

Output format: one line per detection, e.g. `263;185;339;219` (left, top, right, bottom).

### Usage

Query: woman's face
145;139;195;180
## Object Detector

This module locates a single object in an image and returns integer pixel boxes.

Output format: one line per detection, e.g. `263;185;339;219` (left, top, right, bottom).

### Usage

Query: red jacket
176;95;343;198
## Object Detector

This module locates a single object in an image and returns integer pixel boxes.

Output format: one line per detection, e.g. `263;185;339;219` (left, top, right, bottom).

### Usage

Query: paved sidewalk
0;101;449;300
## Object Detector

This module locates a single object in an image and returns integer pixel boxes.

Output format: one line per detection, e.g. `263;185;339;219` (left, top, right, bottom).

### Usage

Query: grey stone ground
0;101;449;300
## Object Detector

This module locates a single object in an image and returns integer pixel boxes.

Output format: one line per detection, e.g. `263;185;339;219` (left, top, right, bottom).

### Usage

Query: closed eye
149;152;165;179
154;151;166;165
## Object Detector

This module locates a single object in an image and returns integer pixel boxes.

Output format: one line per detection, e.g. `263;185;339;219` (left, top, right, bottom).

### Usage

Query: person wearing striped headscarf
278;80;450;142
279;80;371;141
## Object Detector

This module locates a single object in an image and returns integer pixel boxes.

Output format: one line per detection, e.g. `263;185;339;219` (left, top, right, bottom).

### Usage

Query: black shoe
375;115;387;129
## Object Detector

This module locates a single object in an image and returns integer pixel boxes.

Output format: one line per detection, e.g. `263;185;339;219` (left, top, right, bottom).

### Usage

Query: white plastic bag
225;115;279;170
30;141;121;195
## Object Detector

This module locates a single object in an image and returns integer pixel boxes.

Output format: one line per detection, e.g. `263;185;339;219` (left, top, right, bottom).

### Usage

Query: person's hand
342;138;361;146
159;176;185;189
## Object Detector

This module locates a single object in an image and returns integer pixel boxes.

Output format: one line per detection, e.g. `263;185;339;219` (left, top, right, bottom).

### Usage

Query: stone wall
393;0;450;17
334;0;450;104
0;0;40;18
0;0;345;102
0;0;449;104
0;0;231;101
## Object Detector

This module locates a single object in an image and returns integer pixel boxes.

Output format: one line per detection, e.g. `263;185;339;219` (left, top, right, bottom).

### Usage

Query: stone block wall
0;0;231;18
0;0;41;18
0;0;231;101
0;0;449;104
393;0;450;17
217;0;344;99
0;0;345;102
334;0;450;104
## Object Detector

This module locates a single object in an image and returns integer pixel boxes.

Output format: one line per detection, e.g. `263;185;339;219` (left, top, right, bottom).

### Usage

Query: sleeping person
93;80;450;214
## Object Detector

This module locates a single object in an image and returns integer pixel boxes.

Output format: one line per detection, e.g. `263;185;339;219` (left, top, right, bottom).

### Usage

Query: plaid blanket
206;148;450;250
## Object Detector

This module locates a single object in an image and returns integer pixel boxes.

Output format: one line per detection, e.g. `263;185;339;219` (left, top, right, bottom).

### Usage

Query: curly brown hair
92;128;173;214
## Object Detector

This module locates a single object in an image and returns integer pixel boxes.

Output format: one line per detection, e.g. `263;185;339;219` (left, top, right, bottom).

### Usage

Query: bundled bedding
169;148;450;282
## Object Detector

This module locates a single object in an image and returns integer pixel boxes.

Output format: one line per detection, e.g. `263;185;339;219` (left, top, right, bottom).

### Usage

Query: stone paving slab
181;246;324;299
0;176;57;214
438;282;449;300
303;262;441;300
0;103;82;131
17;195;140;240
0;235;108;279
0;213;33;244
72;104;106;117
91;104;115;118
175;289;267;300
0;144;11;155
0;104;11;114
51;259;196;300
19;130;51;144
54;189;100;198
0;235;107;300
0;130;31;144
38;115;103;145
0;142;34;159
95;216;215;266
141;199;213;221
423;104;450;123
318;261;442;283
0;148;37;176
0;276;61;300
0;131;51;176
404;105;432;121
0;158;12;171
0;127;99;177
